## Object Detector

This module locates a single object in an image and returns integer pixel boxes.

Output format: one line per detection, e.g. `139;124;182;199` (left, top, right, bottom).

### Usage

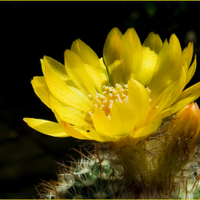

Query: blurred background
1;1;200;198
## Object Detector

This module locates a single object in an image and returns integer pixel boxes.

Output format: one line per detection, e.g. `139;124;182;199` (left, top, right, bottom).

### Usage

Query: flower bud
173;102;200;156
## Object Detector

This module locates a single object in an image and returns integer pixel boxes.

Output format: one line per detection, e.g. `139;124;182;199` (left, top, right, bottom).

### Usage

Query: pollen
90;84;128;118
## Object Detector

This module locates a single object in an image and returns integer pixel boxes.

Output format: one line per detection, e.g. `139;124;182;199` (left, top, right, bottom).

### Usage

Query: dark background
1;1;200;198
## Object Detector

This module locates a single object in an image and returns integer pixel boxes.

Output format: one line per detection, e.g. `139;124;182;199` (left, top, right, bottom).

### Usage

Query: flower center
90;84;128;118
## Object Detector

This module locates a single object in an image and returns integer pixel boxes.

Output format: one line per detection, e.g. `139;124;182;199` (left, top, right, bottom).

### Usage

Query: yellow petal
107;60;125;86
41;56;68;80
71;39;109;92
23;118;68;137
120;28;143;83
182;42;193;70
60;121;89;140
64;50;97;97
156;65;186;111
186;56;196;85
85;127;114;142
148;80;182;122
149;64;186;110
43;60;93;112
143;32;163;54
71;39;99;67
53;110;92;139
157;82;200;120
93;107;112;136
148;66;186;122
176;82;200;103
128;78;150;128
103;27;123;67
111;102;135;137
137;47;158;86
148;34;182;99
49;95;91;129
103;27;124;85
85;58;109;93
131;120;161;139
31;76;50;108
56;106;113;141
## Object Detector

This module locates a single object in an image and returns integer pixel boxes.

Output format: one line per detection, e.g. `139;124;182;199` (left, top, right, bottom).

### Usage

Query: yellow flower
24;27;200;142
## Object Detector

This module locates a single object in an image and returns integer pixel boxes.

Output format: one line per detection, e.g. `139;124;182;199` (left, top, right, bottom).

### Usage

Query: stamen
146;87;151;94
89;84;129;118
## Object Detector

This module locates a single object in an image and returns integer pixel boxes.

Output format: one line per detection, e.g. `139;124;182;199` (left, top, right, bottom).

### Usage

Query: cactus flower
24;27;200;143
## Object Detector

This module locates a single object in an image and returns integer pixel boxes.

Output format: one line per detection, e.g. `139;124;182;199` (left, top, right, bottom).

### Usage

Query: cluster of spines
37;149;126;199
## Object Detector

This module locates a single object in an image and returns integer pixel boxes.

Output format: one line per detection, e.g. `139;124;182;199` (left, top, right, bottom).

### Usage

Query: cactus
36;146;200;199
38;147;127;199
37;114;200;199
